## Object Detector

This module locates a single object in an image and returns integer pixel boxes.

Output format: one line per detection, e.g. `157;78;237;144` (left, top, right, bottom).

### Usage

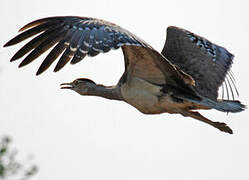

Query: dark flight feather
5;16;146;74
36;41;66;75
70;33;87;65
18;25;67;67
9;23;64;62
54;29;80;72
161;26;236;100
4;22;57;47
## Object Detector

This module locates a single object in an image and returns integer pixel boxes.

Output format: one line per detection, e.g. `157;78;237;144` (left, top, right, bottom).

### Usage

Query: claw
60;82;73;89
214;122;233;134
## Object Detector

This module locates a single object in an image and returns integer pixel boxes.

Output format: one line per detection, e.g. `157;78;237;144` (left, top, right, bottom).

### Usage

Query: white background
1;0;249;179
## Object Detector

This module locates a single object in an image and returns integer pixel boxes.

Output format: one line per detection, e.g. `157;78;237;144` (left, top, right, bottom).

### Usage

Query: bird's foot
213;122;233;134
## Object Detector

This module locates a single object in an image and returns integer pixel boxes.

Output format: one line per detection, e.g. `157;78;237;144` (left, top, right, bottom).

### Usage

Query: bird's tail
201;99;245;113
181;96;245;113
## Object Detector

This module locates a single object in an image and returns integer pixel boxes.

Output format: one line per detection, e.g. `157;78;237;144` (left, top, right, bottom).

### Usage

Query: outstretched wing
161;26;237;100
4;16;145;75
4;16;194;87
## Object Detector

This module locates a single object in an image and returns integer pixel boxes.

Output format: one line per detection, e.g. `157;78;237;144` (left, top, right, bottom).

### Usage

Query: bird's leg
180;110;233;134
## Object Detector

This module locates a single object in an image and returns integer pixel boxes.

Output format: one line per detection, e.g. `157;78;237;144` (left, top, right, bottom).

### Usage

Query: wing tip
18;20;43;32
3;42;9;47
167;26;187;33
3;40;16;47
167;26;180;30
18;17;56;32
217;45;235;61
10;56;19;62
53;66;61;73
3;20;45;47
18;16;68;32
18;61;26;68
36;66;44;76
36;69;43;76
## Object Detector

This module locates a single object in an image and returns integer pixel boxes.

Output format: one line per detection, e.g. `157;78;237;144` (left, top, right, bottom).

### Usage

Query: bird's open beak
60;82;74;89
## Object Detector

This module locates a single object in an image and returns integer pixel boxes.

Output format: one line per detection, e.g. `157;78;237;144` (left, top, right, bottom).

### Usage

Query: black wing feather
10;23;64;62
18;24;67;67
4;21;59;47
54;29;80;72
36;26;79;75
70;33;87;65
161;26;235;100
5;16;144;74
36;41;67;75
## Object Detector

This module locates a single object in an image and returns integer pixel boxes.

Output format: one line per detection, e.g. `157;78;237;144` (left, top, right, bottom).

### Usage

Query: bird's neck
86;84;123;101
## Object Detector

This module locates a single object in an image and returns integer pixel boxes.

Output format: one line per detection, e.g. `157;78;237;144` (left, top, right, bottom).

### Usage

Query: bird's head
60;78;96;95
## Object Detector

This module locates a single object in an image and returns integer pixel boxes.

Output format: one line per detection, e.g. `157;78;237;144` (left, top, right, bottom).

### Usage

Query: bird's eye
74;80;79;85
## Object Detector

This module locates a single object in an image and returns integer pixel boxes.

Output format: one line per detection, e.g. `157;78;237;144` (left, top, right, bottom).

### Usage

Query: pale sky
1;0;249;180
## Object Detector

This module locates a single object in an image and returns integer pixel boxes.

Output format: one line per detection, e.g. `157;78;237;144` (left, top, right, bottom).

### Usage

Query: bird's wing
161;26;237;100
4;16;194;87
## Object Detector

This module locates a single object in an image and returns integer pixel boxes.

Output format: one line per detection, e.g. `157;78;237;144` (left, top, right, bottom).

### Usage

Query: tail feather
180;96;246;113
217;100;246;112
200;99;245;113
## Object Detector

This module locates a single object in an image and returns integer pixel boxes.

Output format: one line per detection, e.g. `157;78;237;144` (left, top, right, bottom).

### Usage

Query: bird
4;16;245;134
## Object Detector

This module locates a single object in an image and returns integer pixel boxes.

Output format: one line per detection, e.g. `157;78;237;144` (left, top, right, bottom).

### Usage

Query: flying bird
4;16;245;134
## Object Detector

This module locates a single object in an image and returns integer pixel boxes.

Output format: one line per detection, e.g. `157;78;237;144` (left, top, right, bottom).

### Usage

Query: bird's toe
214;122;233;134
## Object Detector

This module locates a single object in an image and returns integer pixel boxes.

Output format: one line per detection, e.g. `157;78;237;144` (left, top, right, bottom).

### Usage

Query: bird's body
121;76;164;114
4;16;245;134
120;74;194;115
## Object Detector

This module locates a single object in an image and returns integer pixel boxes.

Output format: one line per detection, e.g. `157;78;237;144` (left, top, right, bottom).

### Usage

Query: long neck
86;84;123;101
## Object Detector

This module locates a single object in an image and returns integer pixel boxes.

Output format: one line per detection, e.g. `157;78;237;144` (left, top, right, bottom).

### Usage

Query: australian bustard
4;16;245;134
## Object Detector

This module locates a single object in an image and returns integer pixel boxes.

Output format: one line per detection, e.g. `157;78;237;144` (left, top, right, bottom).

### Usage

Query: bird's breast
120;77;197;114
120;77;166;114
